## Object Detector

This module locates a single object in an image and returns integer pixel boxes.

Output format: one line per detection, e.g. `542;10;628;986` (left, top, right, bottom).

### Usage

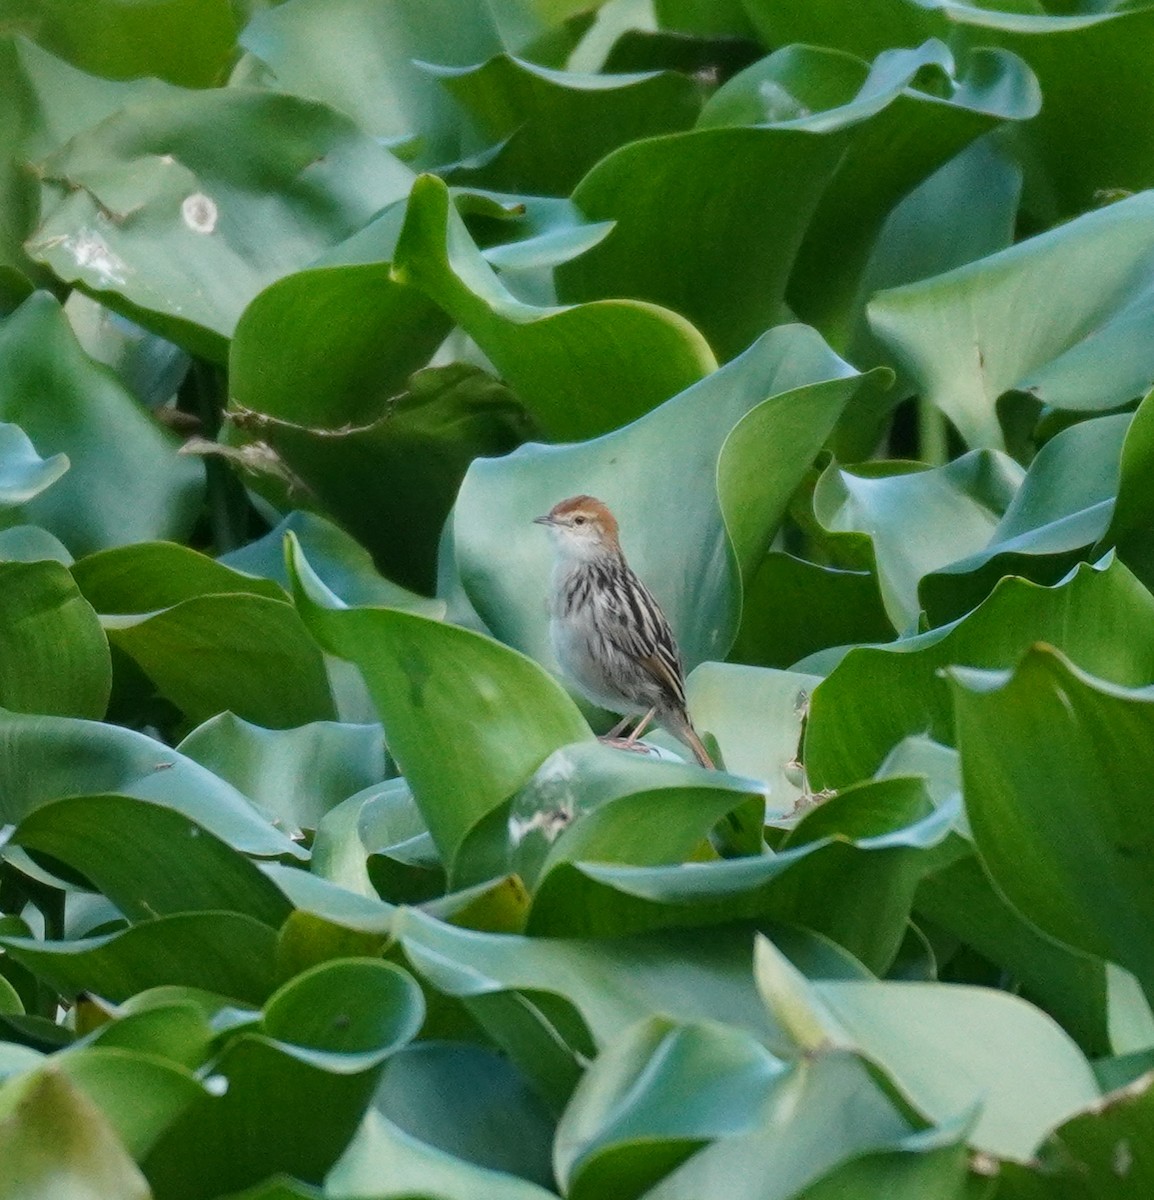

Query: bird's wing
596;565;688;710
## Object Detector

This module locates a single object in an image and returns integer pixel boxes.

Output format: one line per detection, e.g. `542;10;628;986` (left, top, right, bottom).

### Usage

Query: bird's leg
622;708;657;747
605;715;633;739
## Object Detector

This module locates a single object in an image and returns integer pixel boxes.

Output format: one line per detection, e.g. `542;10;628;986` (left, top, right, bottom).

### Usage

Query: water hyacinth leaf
812;450;1024;632
449;325;873;686
240;0;552;168
0;559;111;719
391;173;716;441
0;913;280;1005
755;939;1101;1161
916;855;1110;1057
0;1068;151;1200
0;707;305;859
287;534;592;880
54;1047;206;1160
508;741;764;901
437;54;701;195
327;1107;559;1200
806;556;1154;789
11;795;293;927
950;646;1154;1004
640;1049;920;1200
1;0;237;86
555;1017;786;1199
396;907;776;1049
0;421;67;507
102;592;336;730
372;1041;555;1186
143;958;423;1199
178;715;387;833
231;299;535;591
1103;383;1154;593
869;192;1154;449
741;0;942;61
0;292;202;555
919;412;1128;626
28;92;415;358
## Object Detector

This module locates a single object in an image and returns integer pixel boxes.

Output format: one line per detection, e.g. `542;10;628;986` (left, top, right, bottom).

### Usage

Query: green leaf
229;272;533;589
0;1068;151;1200
28;93;415;358
327;1108;559;1200
0;0;237;87
755;938;1101;1160
0;707;305;859
437;54;701;195
555;1017;786;1199
741;0;941;61
807;555;1154;789
950;645;1154;1005
919;412;1128;626
12;795;294;926
0;559;111;718
391;173;716;440
0;421;67;507
178;714;387;833
288;534;592;881
812;451;1024;632
450;324;875;689
0;292;202;555
372;1041;555;1186
869;192;1154;449
143;959;423;1199
239;0;551;168
0;912;280;1005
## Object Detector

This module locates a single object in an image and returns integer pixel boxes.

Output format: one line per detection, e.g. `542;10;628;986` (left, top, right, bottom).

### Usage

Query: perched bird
534;495;714;768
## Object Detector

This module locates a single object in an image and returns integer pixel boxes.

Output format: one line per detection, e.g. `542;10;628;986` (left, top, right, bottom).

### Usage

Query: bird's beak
533;514;555;526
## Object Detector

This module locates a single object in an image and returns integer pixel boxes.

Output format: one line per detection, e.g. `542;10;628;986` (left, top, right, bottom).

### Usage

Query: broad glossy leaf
642;1049;920;1200
0;0;237;86
0;293;201;554
327;1108;559;1200
391;173;716;440
0;707;304;859
950;646;1154;1003
28;92;414;358
230;276;533;588
0;912;280;1005
741;0;941;60
396;907;776;1049
813;450;1023;631
372;1041;555;1185
0;559;110;718
732;552;895;669
0;1068;151;1199
449;324;873;688
178;714;387;833
756;939;1100;1160
1103;383;1154;593
807;556;1154;789
240;0;551;167
438;54;700;195
870;192;1154;449
795;1139;975;1200
12;795;293;926
288;535;592;881
555;1017;785;1199
916;855;1110;1057
0;421;67;507
54;1046;205;1160
919;412;1128;625
144;959;423;1199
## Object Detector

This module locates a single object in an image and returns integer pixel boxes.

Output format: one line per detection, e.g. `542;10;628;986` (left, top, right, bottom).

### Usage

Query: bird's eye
573;516;586;526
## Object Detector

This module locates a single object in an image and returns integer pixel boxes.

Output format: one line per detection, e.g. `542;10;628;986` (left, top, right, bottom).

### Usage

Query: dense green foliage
2;0;1154;1196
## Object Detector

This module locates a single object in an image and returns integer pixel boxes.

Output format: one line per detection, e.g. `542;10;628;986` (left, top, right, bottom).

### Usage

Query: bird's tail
666;710;715;769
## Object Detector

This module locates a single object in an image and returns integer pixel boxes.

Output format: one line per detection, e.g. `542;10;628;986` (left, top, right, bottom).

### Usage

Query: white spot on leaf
65;229;129;286
182;192;218;234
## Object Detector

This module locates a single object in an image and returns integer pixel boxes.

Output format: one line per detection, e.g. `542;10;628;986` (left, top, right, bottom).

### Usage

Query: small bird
534;495;714;768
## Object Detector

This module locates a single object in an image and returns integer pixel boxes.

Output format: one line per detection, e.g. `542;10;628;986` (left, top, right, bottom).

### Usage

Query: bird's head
534;495;621;562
